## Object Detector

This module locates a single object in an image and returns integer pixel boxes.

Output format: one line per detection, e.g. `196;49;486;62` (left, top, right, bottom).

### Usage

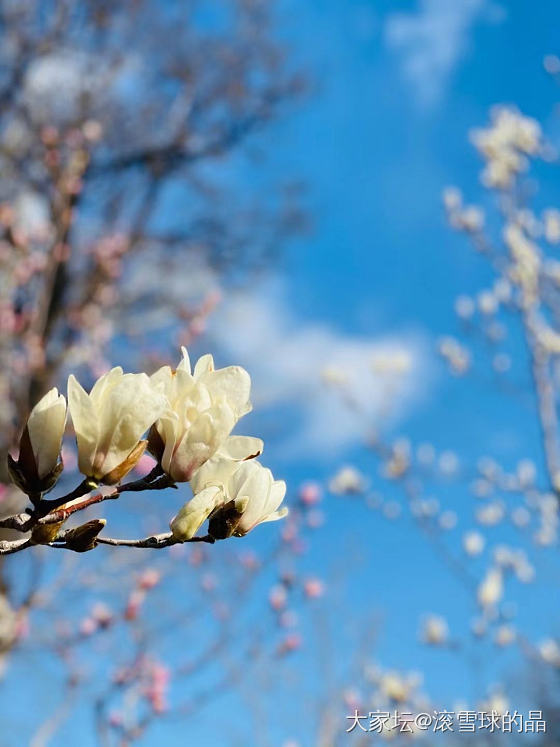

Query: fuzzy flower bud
8;387;67;496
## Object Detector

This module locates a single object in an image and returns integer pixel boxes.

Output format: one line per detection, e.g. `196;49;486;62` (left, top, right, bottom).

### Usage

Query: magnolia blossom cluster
8;347;287;545
470;106;541;189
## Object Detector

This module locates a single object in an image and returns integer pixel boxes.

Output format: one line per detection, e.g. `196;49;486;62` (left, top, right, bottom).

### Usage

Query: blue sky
184;0;560;742
147;0;560;743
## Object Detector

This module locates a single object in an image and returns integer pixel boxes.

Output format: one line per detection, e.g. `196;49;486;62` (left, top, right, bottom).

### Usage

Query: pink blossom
138;569;161;591
79;618;97;636
299;481;322;506
269;584;287;611
278;633;302;655
124;590;145;621
92;603;113;628
304;577;325;599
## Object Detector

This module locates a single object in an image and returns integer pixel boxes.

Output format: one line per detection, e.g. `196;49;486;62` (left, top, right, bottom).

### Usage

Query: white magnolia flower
8;387;67;493
421;615;449;646
463;530;485;557
208;460;288;538
68;368;167;484
328;465;365;495
539;638;560;666
477;566;503;609
171;459;287;541
190;435;263;494
149;347;252;482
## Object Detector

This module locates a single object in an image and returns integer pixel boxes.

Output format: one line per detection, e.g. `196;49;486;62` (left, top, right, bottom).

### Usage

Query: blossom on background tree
0;1;311;742
316;66;560;740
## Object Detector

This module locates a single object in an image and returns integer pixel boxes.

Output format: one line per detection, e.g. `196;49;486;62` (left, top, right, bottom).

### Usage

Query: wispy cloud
206;283;432;458
385;0;505;108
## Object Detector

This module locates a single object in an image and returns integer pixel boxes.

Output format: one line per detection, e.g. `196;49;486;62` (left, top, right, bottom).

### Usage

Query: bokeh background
1;0;560;744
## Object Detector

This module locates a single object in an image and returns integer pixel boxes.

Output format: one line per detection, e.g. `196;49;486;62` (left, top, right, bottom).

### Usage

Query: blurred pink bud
138;569;161;591
79;618;97;636
278;633;302;655
204;289;222;310
299;481;322;506
343;688;362;709
92;603;113;628
40;126;59;146
15;613;29;640
201;573;217;592
124;590;145;621
151;662;170;687
304;577;325;599
189;317;206;337
108;711;123;728
269;584;287;611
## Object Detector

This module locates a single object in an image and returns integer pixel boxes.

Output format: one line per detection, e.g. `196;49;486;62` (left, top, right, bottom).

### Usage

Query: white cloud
385;0;505;108
205;283;432;457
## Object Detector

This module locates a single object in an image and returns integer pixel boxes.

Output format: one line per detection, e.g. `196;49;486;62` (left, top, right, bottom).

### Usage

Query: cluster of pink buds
125;569;161;620
143;660;170;715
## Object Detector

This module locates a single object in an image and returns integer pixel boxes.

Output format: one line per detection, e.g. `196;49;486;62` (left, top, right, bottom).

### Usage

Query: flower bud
8;388;67;497
170;486;223;541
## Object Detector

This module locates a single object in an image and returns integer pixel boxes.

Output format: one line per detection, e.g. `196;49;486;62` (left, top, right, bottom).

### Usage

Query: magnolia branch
0;468;190;555
95;532;214;548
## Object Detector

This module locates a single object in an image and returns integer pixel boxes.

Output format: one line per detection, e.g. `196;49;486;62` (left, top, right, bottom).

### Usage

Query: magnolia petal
178;346;192;374
96;373;167;475
27;388;67;478
150;365;173;392
259;507;289;524
193;354;215;379
187;402;235;452
199;366;251;417
68;375;100;477
190;455;241;495
218;436;263;461
170;485;223;540
267;480;287;513
102;440;148;485
89;367;124;406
